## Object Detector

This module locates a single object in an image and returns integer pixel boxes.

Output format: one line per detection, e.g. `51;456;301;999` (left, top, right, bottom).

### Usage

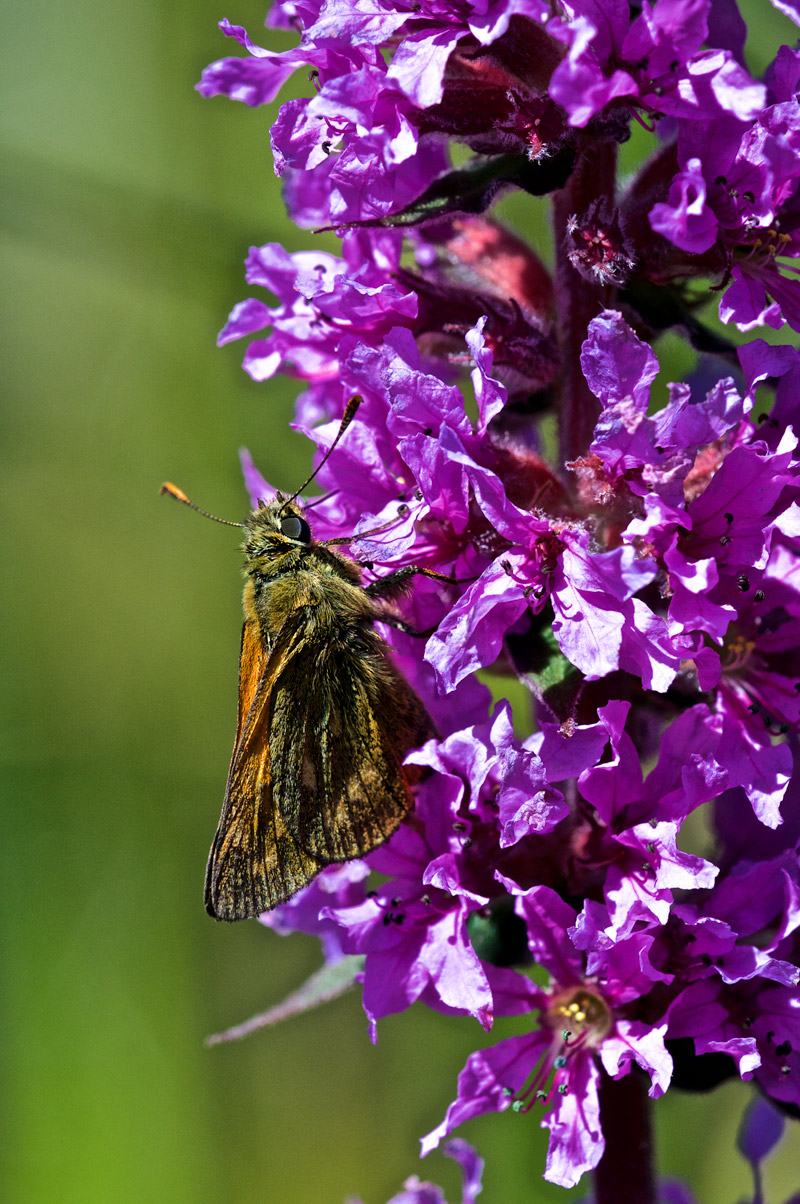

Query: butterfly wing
268;618;435;862
204;618;325;920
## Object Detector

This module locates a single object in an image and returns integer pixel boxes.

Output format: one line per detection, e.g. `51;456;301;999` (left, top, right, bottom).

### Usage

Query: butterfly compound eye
280;514;312;543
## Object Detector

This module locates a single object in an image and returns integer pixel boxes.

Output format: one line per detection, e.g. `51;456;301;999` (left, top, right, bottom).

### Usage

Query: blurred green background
2;2;799;1202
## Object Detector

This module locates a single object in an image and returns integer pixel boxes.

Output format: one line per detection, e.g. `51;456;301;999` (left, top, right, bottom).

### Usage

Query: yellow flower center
547;986;612;1046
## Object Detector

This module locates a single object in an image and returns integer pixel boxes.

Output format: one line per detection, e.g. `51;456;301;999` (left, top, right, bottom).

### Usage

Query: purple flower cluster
200;0;800;1195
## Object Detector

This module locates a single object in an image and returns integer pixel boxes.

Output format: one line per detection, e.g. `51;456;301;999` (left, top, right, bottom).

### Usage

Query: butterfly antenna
160;482;244;528
302;489;340;512
282;395;362;510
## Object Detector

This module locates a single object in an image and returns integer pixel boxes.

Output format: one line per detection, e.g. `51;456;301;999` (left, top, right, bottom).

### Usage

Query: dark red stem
593;1070;656;1204
552;137;618;465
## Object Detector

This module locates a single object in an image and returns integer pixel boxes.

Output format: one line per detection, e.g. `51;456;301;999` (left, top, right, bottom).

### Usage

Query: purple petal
649;158;719;254
583;311;659;459
443;1139;484;1204
513;884;583;982
600;1019;673;1097
424;554;533;691
720;265;784;331
387;28;465;107
466;317;508;432
421;1032;547;1156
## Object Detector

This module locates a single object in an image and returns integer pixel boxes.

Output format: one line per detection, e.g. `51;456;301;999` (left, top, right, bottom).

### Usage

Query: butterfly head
243;496;313;561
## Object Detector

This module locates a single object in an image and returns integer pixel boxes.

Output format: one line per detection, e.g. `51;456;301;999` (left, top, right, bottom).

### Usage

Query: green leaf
620;279;739;370
205;955;365;1045
318;148;575;231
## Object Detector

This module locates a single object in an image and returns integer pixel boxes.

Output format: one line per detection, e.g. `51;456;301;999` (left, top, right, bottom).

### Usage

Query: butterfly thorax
242;500;373;646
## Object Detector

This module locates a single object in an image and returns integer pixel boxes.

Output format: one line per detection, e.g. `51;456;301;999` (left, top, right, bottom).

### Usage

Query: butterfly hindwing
268;615;435;862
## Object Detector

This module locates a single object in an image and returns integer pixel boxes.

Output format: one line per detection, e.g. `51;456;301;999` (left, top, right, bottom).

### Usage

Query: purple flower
223;219;556;430
218;233;416;385
320;703;568;1036
548;0;764;129
324;824;496;1039
422;885;672;1189
647;49;800;331
200;6;562;225
666;976;800;1109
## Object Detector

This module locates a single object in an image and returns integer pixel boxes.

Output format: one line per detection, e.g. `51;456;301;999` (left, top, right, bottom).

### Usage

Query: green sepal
505;609;583;724
467;898;531;968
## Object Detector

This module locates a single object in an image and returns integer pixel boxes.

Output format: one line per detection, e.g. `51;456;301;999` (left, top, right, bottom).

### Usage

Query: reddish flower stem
552;138;618;465
593;1070;656;1204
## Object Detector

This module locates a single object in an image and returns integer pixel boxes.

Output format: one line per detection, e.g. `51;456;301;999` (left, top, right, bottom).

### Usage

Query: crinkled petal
425;553;533;691
600;1018;673;1097
542;1055;603;1188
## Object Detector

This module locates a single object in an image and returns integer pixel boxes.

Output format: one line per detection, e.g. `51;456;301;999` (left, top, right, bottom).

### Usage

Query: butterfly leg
375;611;436;639
364;566;453;638
362;564;454;600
